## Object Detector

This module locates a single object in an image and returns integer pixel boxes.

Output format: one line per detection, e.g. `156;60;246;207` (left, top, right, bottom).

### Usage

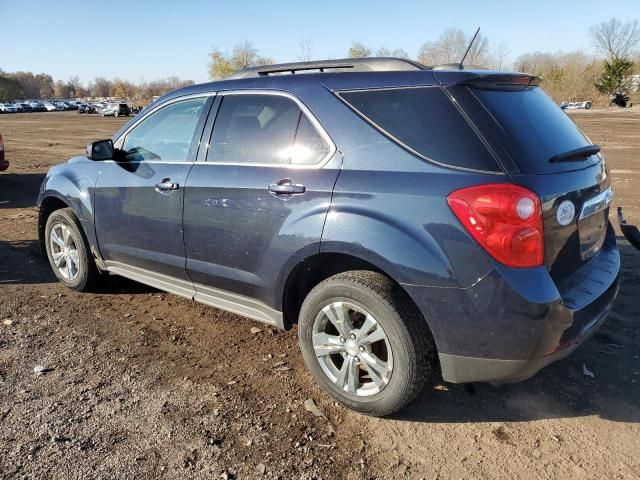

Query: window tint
122;97;206;162
207;94;329;165
338;87;499;172
472;86;596;174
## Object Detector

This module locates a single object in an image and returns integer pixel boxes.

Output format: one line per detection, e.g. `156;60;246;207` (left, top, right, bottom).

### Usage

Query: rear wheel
45;208;100;291
298;271;437;416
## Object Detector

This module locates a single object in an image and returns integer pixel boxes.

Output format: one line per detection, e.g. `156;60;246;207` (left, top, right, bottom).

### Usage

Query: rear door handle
155;178;179;192
268;179;306;195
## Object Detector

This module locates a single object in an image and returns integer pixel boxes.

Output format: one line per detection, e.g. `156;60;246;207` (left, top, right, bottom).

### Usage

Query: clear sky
1;0;638;84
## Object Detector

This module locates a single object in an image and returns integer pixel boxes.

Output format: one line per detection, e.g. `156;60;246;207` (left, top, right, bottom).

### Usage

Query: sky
1;0;638;85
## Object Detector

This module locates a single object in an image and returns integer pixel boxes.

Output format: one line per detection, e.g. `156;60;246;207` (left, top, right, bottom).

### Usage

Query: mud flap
618;207;640;250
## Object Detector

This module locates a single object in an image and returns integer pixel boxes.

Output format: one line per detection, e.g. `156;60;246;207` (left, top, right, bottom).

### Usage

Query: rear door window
338;87;500;172
471;86;598;174
207;94;330;166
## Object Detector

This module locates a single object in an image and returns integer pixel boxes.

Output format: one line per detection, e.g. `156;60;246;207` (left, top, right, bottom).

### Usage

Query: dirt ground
0;110;639;480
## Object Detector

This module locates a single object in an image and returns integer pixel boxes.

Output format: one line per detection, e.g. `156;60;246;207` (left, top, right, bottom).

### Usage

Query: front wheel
45;208;100;291
298;271;437;416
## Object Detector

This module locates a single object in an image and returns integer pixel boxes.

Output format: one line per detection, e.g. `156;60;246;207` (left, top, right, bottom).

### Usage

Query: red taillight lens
447;184;544;268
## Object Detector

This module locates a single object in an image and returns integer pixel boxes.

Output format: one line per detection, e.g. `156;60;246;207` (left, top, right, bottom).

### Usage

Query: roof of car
155;57;537;105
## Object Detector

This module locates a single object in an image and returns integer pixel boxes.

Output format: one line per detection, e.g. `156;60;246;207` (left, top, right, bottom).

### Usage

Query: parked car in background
0;103;20;113
99;102;131;117
43;102;57;112
0;133;8;171
78;104;98;114
28;101;46;112
38;58;620;416
18;103;33;112
560;100;592;110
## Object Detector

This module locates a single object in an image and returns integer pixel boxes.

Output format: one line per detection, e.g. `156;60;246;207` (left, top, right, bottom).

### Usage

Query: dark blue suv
38;58;619;416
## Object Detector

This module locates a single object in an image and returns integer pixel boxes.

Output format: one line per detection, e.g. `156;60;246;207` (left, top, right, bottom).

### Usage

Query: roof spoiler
462;73;541;86
433;70;541;86
227;57;428;79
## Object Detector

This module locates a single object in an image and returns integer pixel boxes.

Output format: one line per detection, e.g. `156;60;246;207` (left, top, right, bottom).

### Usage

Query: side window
207;94;330;166
292;115;331;165
122;97;207;162
338;87;500;172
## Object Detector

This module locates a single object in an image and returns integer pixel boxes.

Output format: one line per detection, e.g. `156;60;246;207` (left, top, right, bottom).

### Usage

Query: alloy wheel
312;301;393;396
49;223;80;281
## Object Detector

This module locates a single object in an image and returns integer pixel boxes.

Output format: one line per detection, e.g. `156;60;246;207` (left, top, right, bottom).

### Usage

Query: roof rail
227;57;428;79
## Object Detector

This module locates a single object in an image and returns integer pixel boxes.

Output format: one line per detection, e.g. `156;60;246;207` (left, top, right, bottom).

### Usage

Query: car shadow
0;237;156;295
0;172;44;209
0;239;54;284
394;239;640;424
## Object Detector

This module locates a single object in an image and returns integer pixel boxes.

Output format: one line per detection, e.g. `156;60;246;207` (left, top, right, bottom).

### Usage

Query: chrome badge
557;200;576;226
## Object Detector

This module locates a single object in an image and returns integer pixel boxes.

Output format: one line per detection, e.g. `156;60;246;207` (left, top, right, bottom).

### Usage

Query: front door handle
268;179;306;195
155;178;179;192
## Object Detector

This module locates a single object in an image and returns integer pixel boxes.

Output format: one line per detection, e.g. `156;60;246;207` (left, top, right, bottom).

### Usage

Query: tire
114;111;119;117
585;102;591;109
298;271;437;416
44;208;100;292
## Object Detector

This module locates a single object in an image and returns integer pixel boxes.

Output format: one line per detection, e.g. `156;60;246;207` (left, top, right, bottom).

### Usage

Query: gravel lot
1;110;639;479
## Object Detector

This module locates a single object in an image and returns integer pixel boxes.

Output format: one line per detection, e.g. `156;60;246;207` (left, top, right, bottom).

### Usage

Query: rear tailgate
465;82;612;282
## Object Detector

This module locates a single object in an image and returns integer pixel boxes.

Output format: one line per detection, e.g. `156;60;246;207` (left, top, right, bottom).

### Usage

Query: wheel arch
38;195;72;256
281;252;432;337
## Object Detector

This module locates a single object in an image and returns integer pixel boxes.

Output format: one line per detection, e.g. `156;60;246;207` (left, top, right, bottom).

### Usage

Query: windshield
471;86;599;174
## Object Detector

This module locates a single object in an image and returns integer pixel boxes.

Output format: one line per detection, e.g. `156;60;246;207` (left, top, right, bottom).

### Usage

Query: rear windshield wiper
549;144;600;163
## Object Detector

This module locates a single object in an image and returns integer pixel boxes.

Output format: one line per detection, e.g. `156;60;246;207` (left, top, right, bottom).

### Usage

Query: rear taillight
447;183;544;268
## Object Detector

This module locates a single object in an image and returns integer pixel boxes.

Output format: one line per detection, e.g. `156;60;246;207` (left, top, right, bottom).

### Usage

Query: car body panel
37;158;102;256
93;161;194;280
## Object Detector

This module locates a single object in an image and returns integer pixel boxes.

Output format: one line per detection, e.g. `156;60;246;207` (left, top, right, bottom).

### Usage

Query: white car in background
560;100;592;110
0;103;20;113
43;102;58;112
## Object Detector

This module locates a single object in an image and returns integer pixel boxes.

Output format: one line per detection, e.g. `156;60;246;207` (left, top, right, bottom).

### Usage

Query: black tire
44;208;100;292
298;270;437;416
585;102;591;109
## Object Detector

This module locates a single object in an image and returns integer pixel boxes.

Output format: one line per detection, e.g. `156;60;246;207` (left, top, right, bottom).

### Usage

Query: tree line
2;18;638;105
0;70;194;104
208;18;640;105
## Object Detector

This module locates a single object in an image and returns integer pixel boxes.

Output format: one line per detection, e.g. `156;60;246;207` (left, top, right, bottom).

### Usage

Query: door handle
155;178;179;192
268;179;306;195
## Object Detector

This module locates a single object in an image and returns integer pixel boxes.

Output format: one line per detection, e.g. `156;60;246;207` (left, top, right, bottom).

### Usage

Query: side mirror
86;139;114;161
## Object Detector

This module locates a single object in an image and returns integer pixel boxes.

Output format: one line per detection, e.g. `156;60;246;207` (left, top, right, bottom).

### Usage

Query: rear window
338;87;500;172
472;86;598;174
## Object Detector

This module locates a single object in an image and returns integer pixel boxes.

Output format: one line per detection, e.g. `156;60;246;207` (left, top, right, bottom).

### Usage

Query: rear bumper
403;226;620;384
437;275;618;383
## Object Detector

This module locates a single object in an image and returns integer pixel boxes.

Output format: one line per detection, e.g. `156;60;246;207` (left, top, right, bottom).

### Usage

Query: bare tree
67;75;81;97
418;28;490;66
347;41;371;58
489;41;510;70
590;18;640;60
299;38;314;61
90;77;113;98
208;41;274;79
376;46;410;58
